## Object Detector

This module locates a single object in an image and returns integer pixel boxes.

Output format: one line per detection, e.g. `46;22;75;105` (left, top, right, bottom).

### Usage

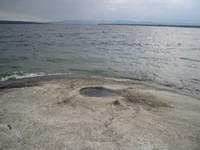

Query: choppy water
0;24;200;97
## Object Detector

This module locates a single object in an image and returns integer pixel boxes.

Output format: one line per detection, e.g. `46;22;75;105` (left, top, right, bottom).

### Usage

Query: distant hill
99;23;200;28
0;20;46;24
52;20;200;28
97;20;200;28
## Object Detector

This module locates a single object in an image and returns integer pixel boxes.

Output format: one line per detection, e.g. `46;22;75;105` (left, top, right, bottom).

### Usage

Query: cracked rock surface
0;77;200;150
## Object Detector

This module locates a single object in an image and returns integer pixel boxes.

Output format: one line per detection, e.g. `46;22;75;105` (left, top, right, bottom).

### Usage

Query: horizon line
0;20;200;28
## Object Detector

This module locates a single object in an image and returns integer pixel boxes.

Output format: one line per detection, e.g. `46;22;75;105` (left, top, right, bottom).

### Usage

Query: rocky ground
0;77;200;150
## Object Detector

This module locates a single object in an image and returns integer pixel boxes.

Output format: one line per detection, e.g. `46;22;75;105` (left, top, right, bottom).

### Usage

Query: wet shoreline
1;75;199;101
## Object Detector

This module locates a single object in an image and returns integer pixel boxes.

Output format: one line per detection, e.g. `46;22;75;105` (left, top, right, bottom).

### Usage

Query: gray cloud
0;0;199;24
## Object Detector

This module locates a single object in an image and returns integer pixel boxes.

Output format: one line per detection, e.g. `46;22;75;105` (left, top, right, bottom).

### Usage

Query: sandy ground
0;77;200;150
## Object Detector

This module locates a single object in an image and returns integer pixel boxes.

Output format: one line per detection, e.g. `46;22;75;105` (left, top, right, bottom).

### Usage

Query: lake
0;24;200;98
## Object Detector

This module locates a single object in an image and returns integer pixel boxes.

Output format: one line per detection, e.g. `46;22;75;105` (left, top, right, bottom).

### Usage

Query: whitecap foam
0;72;46;81
0;72;74;81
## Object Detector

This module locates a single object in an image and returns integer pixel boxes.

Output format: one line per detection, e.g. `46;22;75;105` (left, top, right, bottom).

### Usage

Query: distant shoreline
0;20;200;28
0;20;46;24
98;24;200;29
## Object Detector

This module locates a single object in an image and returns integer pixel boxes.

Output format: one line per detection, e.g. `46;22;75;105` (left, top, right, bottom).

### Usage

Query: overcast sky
0;0;199;24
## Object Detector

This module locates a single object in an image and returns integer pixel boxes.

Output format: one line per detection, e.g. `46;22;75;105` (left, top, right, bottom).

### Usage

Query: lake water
0;24;200;98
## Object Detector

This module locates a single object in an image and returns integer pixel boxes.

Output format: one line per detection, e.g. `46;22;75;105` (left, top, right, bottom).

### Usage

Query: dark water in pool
80;87;115;97
0;24;200;97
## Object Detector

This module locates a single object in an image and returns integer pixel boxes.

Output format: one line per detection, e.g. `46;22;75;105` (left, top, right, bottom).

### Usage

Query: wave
0;71;74;81
0;72;46;81
180;57;200;63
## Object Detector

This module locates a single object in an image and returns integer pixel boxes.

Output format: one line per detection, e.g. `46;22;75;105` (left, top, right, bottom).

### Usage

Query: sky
0;0;199;25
